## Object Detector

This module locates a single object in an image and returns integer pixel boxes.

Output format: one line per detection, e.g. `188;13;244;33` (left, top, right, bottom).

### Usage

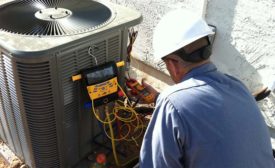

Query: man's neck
178;60;210;82
186;60;210;72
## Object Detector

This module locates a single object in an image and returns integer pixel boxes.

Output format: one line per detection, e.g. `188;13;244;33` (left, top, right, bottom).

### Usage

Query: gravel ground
0;156;8;168
0;141;25;168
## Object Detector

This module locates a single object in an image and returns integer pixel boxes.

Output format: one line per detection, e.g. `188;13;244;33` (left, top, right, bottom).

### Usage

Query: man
139;9;275;168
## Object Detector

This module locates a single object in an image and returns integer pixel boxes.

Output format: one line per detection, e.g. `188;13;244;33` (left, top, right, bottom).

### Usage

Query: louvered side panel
107;35;121;62
17;62;60;168
0;54;22;155
76;43;106;157
59;52;80;167
0;52;7;143
3;55;29;161
57;38;109;166
0;90;7;143
57;34;121;166
0;54;12;146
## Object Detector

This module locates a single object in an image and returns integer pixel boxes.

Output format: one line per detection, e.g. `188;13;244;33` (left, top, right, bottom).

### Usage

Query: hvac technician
138;9;275;168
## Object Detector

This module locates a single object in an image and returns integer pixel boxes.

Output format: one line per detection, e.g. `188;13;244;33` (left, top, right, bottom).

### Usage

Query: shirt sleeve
139;98;186;168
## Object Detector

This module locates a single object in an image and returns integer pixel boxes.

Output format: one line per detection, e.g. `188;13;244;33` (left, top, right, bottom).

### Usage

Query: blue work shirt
139;63;274;168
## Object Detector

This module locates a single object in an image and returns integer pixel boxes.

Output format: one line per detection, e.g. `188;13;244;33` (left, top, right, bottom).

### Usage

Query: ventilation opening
0;0;114;36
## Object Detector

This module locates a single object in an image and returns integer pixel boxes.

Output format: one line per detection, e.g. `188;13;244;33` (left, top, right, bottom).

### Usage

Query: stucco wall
208;0;275;89
206;0;275;127
109;0;275;127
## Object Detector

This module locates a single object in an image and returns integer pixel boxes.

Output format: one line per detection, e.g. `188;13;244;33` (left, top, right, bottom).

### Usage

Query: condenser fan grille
0;0;114;36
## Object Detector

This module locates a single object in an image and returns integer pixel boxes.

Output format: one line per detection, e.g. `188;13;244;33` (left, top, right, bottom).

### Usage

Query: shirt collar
181;62;217;82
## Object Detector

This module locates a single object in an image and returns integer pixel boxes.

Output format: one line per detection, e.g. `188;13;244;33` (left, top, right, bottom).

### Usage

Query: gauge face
83;62;117;85
0;0;114;36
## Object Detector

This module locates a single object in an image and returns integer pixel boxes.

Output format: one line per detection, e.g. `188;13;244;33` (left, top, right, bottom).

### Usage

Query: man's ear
167;59;181;81
173;59;182;73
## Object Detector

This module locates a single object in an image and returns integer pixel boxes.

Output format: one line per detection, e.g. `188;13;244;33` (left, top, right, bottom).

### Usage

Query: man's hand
253;87;271;101
126;78;160;104
141;79;160;104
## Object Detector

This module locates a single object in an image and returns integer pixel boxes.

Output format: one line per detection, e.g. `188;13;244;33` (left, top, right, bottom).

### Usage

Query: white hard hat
153;9;214;60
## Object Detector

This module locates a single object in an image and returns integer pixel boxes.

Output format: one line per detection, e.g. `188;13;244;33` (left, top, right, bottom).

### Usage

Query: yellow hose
90;83;145;167
105;106;120;167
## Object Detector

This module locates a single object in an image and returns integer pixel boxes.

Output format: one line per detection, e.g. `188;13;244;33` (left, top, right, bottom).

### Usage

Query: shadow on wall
207;0;275;128
206;0;263;92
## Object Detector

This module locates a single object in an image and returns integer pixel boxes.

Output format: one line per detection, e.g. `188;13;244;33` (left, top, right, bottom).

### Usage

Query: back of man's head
172;37;212;63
